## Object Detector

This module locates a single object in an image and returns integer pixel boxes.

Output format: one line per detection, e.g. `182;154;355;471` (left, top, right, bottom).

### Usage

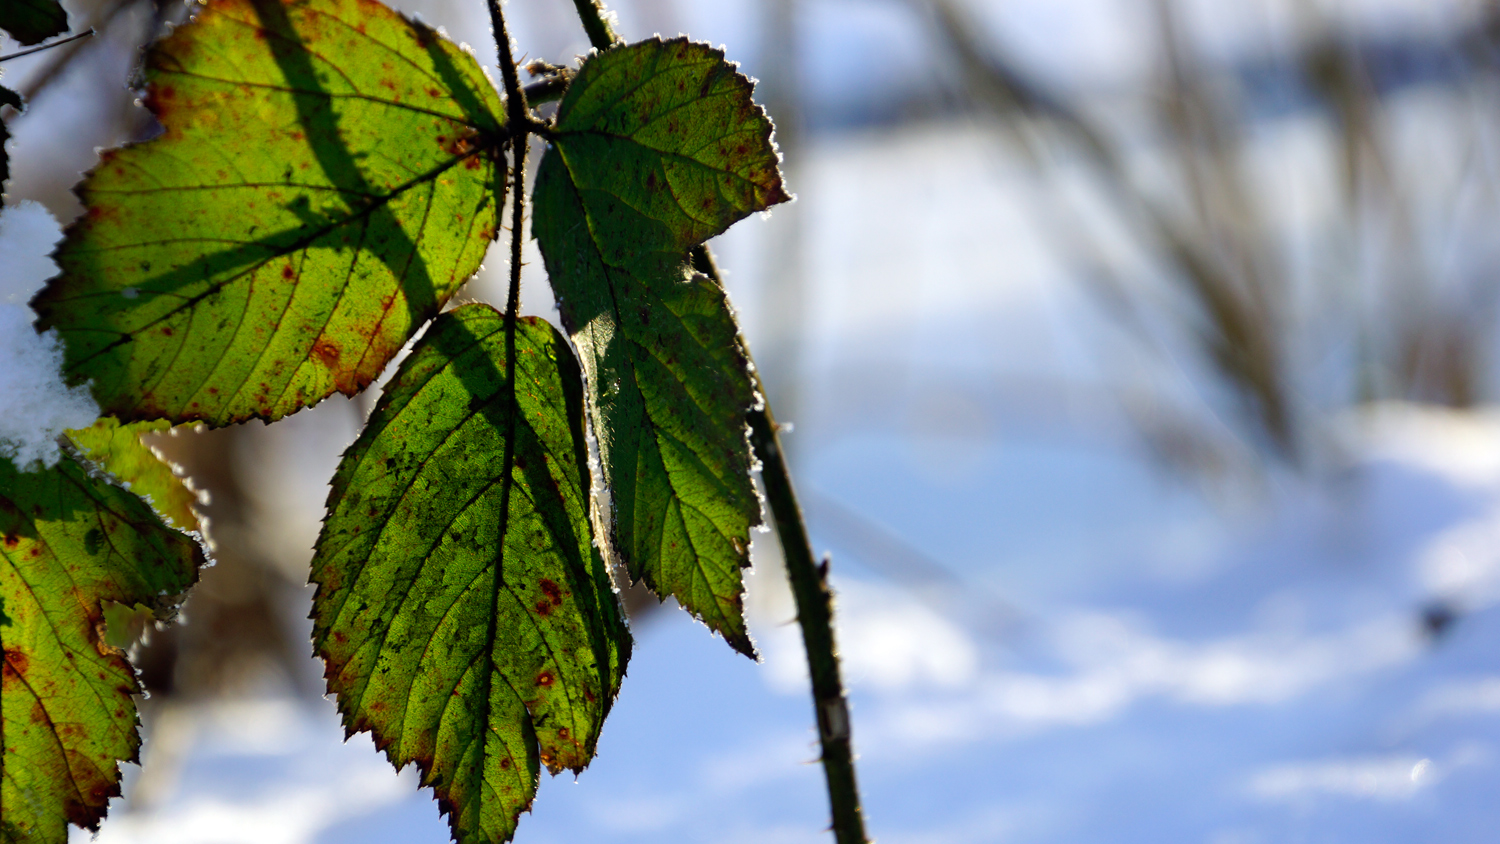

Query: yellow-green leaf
65;418;201;534
1;456;204;843
32;0;507;426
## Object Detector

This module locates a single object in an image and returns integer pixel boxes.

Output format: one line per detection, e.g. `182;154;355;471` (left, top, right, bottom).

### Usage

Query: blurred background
6;0;1500;841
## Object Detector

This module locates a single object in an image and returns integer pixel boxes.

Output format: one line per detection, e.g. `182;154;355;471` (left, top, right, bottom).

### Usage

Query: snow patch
0;202;97;470
0;307;99;470
0;200;64;305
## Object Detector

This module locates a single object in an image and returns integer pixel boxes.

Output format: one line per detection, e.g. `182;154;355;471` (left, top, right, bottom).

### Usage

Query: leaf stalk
0;28;95;64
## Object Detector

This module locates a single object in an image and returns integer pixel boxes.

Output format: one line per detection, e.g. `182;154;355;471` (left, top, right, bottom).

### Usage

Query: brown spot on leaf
539;578;563;606
312;342;341;368
537;671;554;687
2;648;28;685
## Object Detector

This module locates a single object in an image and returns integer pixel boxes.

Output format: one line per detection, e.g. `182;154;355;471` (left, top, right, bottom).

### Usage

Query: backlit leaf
311;305;629;844
532;38;789;656
32;0;506;426
65;418;201;533
0;0;68;47
0;455;204;843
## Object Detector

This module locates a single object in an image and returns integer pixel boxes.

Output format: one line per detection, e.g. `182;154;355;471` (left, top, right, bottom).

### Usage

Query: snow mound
0;203;98;470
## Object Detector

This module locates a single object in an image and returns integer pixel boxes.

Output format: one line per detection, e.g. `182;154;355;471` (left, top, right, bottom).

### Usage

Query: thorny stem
503;139;526;317
691;247;871;844
569;0;620;52
485;0;529;317
567;2;870;840
486;0;528;620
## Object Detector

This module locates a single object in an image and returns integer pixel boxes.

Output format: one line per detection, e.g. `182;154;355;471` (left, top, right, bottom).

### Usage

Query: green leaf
0;0;68;47
1;455;204;843
65;418;201;534
31;0;507;427
311;305;629;844
531;38;789;656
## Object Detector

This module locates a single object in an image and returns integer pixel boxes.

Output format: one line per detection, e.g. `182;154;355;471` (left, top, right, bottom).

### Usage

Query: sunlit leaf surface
33;0;506;426
311;305;629;844
65;418;200;533
532;38;789;656
0;456;203;843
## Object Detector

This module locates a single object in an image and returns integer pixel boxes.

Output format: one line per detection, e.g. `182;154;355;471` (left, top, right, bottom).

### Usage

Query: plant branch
691;246;871;844
521;74;569;106
485;0;529;316
503;136;527;318
0;29;95;63
12;0;136;110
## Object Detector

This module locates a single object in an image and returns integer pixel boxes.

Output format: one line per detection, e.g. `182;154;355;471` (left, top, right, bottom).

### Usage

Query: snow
68;406;1500;842
0;201;98;470
0;200;63;305
0;0;1489;841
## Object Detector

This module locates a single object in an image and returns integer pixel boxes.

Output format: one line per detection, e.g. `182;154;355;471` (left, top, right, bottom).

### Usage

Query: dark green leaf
532;38;789;656
0;0;67;47
311;305;629;844
1;455;204;843
32;0;506;426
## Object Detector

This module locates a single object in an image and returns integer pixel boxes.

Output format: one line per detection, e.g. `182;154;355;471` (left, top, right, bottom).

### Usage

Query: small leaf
32;0;506;426
65;418;201;533
532;38;788;656
311;305;629;844
1;455;204;843
0;0;68;47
